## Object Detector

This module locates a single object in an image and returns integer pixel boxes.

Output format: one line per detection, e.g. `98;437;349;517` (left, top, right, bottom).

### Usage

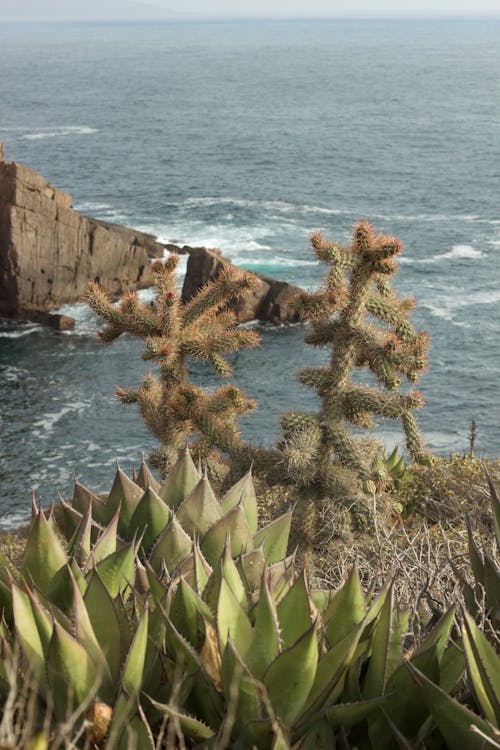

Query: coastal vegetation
0;224;499;748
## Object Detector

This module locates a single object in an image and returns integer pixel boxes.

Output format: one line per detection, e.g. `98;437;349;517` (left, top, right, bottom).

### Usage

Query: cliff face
0;151;165;317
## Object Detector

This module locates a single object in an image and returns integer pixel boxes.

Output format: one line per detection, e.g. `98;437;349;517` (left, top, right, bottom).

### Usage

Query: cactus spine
85;256;259;473
282;222;429;489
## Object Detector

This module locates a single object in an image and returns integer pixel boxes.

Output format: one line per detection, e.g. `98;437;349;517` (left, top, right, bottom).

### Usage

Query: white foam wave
21;126;98;140
32;401;91;438
400;244;485;264
73;201;114;213
0;364;28;382
237;256;319;268
0;326;41;339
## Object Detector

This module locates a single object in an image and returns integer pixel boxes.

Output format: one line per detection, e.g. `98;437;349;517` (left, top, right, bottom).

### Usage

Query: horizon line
2;13;500;23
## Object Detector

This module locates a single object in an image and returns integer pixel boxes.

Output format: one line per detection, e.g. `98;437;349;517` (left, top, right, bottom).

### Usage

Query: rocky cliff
0;148;165;325
181;247;303;325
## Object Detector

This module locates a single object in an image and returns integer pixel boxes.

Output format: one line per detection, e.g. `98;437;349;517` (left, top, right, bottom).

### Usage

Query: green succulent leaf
238;547;266;592
201;505;253;567
169;577;212;648
129;487;171;552
149;515;192;574
84;571;122;681
177;474;223;537
106;466;144;535
47;621;100;720
86;506;120;569
363;582;401;699
462;609;500;726
277;570;315;651
264;621;318;727
21;510;68;593
122;606;149;698
253;512;292;565
217;576;253;656
220;468;258;535
324;567;366;648
159;446;201;510
146;697;215;742
12;584;46;685
407;661;499;750
96;542;136;599
246;574;281;679
72;574;113;702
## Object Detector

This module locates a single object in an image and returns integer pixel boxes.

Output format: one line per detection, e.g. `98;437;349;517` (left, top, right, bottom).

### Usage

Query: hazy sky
1;0;500;20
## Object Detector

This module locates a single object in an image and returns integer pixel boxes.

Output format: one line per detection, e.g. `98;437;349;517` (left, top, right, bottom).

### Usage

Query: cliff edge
0;145;165;325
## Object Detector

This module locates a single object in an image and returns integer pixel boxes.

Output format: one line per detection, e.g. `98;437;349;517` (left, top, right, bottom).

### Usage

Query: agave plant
0;450;499;749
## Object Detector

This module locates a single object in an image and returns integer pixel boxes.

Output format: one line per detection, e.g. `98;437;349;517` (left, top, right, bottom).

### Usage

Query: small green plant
84;256;259;474
280;222;430;493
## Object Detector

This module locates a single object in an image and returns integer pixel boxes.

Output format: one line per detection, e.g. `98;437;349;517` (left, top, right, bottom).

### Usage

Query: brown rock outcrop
0;149;166;320
181;246;303;325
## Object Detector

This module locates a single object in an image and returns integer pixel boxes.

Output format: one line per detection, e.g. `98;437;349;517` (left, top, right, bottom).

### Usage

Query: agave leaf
462;609;500;726
277;570;315;651
201;505;253;567
407;661;498;750
136;459;161;494
61;502;84;540
47;621;100;720
310;590;333;614
199;618;223;692
217;576;253;656
483;554;500;618
246;574;281;679
413;606;456;662
84;571;122;681
69;501;92;565
72;480;101;516
159;446;201;510
271;722;292;749
485;470;500;549
220;468;258;535
192;537;212;595
117;714;156;750
47;560;86;614
169;577;212;648
264;622;318;727
95;542;136;599
177;474;223;537
221;539;248;607
385;446;401;472
107;466;143;535
293;719;335;750
238;547;266;592
268;553;297;604
363;582;401;699
149;515;192;575
25;588;54;654
367;645;440;748
21;510;68;593
122;607;149;698
146;697;215;742
71;574;113;703
86;507;120;570
221;638;266;729
143;561;168;603
325;696;389;728
12;584;46;685
440;639;465;692
324;567;366;649
254;512;292;565
129;488;171;553
301;619;366;720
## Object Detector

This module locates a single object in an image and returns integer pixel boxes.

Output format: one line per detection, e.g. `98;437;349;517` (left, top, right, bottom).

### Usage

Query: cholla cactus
84;256;259;473
281;222;430;490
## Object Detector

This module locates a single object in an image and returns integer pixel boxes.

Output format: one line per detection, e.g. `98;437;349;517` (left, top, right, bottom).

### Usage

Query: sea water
0;18;499;526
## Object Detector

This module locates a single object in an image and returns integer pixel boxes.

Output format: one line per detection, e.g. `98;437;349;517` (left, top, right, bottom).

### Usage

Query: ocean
0;18;499;527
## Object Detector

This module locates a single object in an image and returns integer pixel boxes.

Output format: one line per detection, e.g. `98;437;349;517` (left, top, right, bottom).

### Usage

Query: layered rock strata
0;149;165;326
